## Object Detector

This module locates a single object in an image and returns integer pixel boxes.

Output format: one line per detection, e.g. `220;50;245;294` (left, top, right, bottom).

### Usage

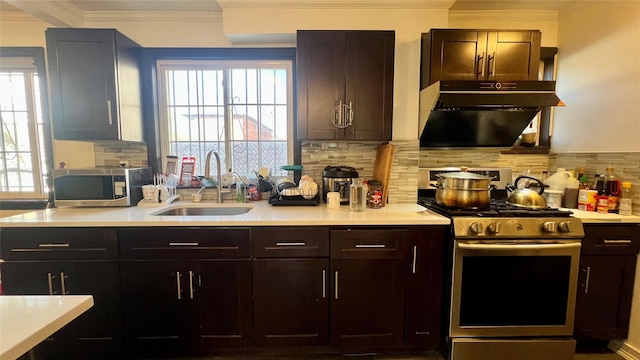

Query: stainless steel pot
434;167;493;209
506;175;548;209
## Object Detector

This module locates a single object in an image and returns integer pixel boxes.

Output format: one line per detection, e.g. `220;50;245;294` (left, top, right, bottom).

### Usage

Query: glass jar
367;179;383;209
349;178;367;212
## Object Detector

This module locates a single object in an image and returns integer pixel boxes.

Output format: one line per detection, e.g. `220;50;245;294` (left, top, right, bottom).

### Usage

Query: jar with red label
367;179;383;209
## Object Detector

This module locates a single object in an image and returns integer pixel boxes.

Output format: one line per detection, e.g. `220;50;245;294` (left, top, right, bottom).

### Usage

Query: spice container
367;180;383;209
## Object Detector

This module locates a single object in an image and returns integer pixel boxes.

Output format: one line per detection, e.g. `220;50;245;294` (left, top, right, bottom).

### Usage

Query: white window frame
156;59;294;178
0;56;48;199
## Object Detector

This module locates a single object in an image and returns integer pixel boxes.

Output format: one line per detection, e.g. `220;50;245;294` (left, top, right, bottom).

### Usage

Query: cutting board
372;143;395;206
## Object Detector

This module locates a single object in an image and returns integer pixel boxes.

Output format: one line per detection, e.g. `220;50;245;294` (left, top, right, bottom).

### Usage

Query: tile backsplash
302;142;640;215
94;142;148;168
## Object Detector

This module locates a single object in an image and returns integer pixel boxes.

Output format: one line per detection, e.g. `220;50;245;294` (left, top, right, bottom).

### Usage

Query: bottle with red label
604;167;622;213
595;174;609;214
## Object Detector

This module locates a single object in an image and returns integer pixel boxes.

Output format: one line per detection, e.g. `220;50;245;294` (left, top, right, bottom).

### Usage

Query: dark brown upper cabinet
421;29;541;88
296;30;394;141
46;28;144;142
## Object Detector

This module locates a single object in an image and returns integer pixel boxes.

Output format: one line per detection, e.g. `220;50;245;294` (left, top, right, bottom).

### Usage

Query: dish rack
268;192;320;206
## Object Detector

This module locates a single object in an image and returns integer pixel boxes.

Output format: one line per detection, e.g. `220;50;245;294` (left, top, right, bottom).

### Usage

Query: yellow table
0;295;93;360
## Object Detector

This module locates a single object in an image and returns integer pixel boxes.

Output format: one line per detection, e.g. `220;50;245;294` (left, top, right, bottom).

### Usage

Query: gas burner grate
418;198;573;218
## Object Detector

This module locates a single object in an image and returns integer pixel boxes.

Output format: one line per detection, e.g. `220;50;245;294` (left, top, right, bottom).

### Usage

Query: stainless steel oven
418;168;585;360
448;217;584;360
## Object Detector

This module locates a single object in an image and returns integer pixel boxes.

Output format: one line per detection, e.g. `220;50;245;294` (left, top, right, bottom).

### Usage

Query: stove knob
469;222;484;235
542;221;558;233
558;221;572;233
486;222;501;234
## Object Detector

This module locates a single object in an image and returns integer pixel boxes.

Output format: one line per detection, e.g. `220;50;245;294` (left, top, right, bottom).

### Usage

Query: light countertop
0;199;637;228
0;295;94;360
0;199;451;227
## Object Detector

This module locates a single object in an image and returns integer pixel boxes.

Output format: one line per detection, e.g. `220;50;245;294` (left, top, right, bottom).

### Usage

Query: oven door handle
457;242;581;250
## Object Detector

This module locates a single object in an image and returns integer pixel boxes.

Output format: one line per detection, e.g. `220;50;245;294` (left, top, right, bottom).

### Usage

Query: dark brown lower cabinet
330;228;409;349
405;226;446;350
574;224;640;340
0;228;121;360
253;259;329;346
118;228;252;357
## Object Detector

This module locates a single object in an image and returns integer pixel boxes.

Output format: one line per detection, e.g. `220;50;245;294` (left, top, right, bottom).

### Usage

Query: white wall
553;1;640;153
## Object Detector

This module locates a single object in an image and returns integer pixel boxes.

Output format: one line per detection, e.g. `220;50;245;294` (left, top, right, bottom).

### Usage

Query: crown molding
217;0;456;10
4;0;84;27
0;10;42;22
84;11;223;23
449;10;558;22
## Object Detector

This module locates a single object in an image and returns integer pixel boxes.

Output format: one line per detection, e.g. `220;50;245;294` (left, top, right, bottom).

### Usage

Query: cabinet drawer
119;227;251;259
582;225;640;255
331;228;410;259
253;227;329;258
0;227;118;260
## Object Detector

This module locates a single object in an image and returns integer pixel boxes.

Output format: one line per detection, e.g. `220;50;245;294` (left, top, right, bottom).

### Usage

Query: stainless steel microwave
52;167;152;207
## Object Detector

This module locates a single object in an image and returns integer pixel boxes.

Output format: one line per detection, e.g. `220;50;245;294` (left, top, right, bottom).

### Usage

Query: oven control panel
453;217;584;239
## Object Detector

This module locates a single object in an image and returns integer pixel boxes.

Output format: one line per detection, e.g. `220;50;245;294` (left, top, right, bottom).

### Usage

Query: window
157;59;293;180
0;50;50;198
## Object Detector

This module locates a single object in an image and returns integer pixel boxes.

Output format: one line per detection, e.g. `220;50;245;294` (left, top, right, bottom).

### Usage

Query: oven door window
54;176;115;200
460;255;571;326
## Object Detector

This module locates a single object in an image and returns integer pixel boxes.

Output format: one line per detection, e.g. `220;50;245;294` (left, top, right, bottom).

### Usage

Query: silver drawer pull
169;242;199;246
39;243;70;248
276;242;306;246
603;239;632;244
47;273;54;295
176;272;182;300
355;244;386;248
322;270;326;299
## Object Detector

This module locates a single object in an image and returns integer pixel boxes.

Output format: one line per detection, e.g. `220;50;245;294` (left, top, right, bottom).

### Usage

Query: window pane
160;60;291;181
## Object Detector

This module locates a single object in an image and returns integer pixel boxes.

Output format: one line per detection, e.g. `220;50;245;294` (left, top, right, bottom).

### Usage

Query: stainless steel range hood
419;81;563;147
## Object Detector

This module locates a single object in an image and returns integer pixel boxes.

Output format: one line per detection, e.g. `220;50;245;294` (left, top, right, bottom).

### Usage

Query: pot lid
435;166;493;181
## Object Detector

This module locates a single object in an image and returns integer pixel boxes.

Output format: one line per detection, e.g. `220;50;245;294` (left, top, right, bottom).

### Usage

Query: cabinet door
574;255;637;340
253;259;329;346
486;31;541;81
46;29;119;140
198;259;253;352
296;30;346;140
405;227;446;350
345;31;394;141
330;259;406;347
427;30;487;84
1;261;122;359
120;260;196;357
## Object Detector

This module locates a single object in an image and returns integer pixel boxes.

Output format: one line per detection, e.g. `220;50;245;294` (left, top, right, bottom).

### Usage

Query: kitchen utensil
372;144;395;207
433;167;493;209
322;166;358;204
506;175;548;209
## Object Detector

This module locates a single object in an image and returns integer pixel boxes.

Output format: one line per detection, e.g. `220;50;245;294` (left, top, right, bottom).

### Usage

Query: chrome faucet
204;150;229;203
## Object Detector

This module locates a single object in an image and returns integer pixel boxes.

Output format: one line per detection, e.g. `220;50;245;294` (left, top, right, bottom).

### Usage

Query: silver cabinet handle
189;271;195;299
60;272;67;295
176;271;182;300
322;270;326;299
169;242;199;246
346;101;353;127
412;245;417;274
334;271;339;300
355;244;385;248
603;239;632;244
276;242;306;246
39;243;70;248
107;100;113;125
478;51;486;78
584;266;591;294
47;272;54;295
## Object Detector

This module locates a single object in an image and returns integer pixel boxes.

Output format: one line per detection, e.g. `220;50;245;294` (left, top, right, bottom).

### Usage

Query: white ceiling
0;0;585;14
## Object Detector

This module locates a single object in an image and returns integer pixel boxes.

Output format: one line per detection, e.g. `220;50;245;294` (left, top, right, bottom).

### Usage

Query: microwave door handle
457;242;581;251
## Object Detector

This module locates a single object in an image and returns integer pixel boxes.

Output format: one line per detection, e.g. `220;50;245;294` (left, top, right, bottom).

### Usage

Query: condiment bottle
349;178;367;212
596;174;609;214
604;167;621;213
618;182;633;216
367;180;383;209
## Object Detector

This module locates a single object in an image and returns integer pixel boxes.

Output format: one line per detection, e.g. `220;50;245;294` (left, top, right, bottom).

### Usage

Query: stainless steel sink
152;206;252;216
